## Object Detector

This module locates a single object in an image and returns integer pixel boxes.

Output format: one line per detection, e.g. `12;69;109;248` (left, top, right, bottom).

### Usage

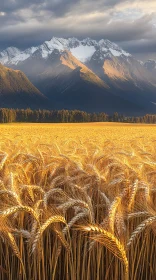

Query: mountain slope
87;55;156;112
0;37;156;114
144;59;156;84
25;49;139;114
36;49;108;91
0;63;47;109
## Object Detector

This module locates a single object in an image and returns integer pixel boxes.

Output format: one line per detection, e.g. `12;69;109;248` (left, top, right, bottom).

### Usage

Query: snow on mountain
0;47;21;64
99;39;130;57
0;37;131;66
70;45;96;63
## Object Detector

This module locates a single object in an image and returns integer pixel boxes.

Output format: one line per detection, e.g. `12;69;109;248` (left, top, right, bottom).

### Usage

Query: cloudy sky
0;0;156;60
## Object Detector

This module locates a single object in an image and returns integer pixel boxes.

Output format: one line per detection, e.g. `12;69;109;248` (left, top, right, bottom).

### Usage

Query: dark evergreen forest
0;108;155;123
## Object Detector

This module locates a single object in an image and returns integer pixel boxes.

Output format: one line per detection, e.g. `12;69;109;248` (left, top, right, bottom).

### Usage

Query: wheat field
0;123;155;280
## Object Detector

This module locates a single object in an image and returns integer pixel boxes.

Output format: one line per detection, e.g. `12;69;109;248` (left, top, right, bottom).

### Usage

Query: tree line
0;108;155;123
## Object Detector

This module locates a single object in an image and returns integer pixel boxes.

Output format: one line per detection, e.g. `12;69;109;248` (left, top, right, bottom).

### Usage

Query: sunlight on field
0;123;155;280
0;122;155;148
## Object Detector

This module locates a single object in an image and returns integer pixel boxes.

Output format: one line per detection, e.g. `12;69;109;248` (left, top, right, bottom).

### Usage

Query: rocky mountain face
87;54;156;112
0;37;156;114
0;37;131;66
0;63;47;109
29;50;140;114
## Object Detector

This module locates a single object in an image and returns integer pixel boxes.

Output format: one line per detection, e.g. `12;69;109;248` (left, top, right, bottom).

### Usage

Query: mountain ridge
0;37;155;115
0;63;48;109
0;37;131;66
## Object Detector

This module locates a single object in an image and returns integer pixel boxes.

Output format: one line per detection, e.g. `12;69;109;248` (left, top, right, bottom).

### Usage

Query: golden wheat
32;215;67;253
0;123;155;280
79;224;128;272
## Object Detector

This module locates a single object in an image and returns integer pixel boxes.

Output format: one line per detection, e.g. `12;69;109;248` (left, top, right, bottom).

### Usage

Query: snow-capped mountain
28;49;139;114
0;47;21;64
0;37;131;65
0;37;155;114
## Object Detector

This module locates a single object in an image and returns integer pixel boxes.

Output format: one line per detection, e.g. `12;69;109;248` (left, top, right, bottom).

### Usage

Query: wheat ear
32;215;66;253
108;196;121;233
0;190;21;205
80;224;128;272
0;206;39;223
0;153;8;170
127;216;156;248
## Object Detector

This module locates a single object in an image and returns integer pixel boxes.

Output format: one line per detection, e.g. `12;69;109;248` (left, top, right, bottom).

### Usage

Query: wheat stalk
127;216;156;248
32;215;67;253
80;224;128;272
0;152;8;170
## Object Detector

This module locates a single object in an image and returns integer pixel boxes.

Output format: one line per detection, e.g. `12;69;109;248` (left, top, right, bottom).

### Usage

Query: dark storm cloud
36;0;81;17
0;0;156;59
0;0;80;16
0;0;42;12
122;38;156;54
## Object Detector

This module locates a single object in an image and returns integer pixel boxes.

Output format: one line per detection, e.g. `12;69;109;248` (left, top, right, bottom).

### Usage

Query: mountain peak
98;39;130;57
0;47;21;64
0;37;132;65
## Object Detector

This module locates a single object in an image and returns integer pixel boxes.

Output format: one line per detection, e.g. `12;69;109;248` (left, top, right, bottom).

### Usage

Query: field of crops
0;123;155;280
